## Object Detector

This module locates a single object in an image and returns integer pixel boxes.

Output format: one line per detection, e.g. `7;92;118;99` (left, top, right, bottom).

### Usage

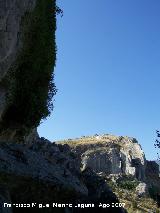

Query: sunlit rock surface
60;134;146;182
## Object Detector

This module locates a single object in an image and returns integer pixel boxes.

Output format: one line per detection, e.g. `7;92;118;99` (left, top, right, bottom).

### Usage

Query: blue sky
38;0;160;160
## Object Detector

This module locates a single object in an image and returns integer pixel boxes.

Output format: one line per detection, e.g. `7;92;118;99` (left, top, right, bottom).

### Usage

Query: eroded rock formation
60;134;160;205
62;134;146;182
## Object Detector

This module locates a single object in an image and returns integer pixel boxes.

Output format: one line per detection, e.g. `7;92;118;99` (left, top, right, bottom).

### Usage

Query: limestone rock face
0;138;87;196
0;0;36;80
0;0;40;143
0;0;56;142
120;137;146;181
0;138;126;213
0;0;37;121
0;139;86;212
60;134;146;182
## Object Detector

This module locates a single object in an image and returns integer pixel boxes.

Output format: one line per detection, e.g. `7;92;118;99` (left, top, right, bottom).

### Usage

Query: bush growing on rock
117;176;139;190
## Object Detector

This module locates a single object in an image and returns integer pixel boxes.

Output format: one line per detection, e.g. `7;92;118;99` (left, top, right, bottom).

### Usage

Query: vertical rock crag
0;0;37;122
59;134;146;182
0;0;56;142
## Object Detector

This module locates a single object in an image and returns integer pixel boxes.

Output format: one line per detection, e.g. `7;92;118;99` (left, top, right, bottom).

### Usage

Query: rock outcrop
0;0;36;126
61;134;146;182
135;182;148;197
0;138;126;213
0;0;159;212
0;0;36;80
60;134;160;208
0;139;87;195
0;0;57;142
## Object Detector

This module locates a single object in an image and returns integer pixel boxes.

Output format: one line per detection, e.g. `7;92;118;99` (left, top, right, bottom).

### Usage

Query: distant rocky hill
59;135;146;180
59;134;160;212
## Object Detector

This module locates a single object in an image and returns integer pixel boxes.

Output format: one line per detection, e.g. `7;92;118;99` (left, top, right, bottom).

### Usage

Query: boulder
136;182;148;197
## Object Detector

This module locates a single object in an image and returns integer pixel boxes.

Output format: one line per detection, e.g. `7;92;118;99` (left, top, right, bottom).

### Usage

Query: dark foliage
154;130;160;159
117;176;139;190
56;5;63;17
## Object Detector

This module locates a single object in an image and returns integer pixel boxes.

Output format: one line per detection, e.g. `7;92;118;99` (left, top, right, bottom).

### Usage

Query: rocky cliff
0;138;126;213
60;135;147;182
0;133;159;213
0;0;56;142
0;0;36;138
0;0;36;79
60;134;160;211
0;0;160;212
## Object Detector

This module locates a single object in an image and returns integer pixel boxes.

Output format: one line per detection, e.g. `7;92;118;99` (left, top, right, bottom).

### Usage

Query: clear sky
38;0;160;160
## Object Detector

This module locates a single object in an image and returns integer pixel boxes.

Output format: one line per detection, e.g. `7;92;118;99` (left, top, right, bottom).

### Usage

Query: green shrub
2;0;57;135
117;177;139;190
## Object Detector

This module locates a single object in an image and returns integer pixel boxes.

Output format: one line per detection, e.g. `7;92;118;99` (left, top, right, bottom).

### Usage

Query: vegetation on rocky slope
58;134;126;147
107;179;160;213
59;135;160;212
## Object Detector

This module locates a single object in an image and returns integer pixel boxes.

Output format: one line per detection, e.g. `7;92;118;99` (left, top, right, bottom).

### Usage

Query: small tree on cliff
56;6;63;17
154;130;160;159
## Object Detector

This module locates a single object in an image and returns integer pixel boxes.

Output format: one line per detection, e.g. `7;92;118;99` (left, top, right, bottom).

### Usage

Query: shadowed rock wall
0;0;56;142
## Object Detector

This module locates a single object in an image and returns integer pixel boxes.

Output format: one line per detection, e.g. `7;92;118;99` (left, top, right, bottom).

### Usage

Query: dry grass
111;186;160;213
56;134;126;147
